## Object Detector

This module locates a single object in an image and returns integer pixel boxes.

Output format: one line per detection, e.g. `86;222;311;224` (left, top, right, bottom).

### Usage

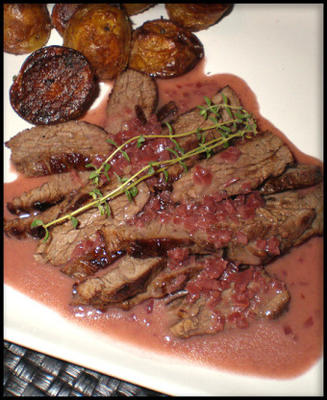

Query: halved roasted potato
9;45;98;125
4;4;51;55
63;4;132;80
128;19;204;79
165;3;232;32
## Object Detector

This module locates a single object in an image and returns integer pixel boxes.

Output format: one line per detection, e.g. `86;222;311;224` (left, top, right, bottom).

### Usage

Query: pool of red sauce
4;61;323;379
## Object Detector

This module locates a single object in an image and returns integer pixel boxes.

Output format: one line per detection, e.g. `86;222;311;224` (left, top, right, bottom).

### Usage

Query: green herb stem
33;100;257;238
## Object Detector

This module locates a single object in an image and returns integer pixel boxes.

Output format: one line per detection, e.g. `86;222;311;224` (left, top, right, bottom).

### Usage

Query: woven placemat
3;341;168;397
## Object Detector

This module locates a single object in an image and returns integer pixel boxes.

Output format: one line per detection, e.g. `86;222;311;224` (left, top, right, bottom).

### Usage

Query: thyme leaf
137;135;146;148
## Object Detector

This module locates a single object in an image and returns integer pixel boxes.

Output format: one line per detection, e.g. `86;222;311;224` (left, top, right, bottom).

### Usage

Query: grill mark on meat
134;104;147;125
168;265;290;338
6;171;90;215
104;69;158;135
156;100;178;123
259;164;322;194
60;230;125;281
5;121;112;176
4;170;105;239
171;131;294;203
71;255;166;309
4;194;78;239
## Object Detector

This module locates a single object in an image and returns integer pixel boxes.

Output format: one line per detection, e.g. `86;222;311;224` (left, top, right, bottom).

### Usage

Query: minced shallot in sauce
4;61;323;379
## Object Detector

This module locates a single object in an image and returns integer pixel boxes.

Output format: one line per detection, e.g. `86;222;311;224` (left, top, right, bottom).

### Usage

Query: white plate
4;4;323;396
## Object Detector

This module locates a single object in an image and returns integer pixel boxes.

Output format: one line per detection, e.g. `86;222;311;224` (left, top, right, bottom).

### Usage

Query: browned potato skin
122;4;155;16
63;4;132;80
4;4;51;55
129;19;204;79
165;3;232;32
51;4;82;37
9;45;98;125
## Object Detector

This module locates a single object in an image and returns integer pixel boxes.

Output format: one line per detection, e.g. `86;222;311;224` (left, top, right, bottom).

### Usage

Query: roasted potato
128;19;204;79
4;4;51;55
122;4;155;16
10;45;98;125
51;4;82;37
165;3;232;32
63;4;132;80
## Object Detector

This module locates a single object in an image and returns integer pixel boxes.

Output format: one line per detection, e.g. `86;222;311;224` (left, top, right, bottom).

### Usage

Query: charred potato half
165;3;232;32
51;4;82;37
129;19;204;79
9;45;98;125
4;4;51;55
63;4;132;80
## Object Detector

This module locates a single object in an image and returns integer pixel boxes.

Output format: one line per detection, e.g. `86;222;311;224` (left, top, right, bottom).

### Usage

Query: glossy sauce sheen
4;63;323;378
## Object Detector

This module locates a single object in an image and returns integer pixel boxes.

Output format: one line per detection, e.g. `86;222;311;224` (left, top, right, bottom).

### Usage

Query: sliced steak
171;131;294;203
71;255;165;309
4;195;74;239
227;183;323;265
259;164;322;194
4;169;104;239
5;120;112;176
101;220;215;257
164;85;247;151
99;184;322;266
120;254;224;310
104;69;158;135
35;181;150;267
168;265;290;338
60;230;124;281
6;171;90;215
154;86;257;186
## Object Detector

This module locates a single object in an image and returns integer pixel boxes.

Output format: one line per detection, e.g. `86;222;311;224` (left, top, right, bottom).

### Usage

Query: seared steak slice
165;86;244;151
120;254;223;310
104;69;158;135
60;230;124;281
153;86;255;188
5;121;112;176
99;184;322;266
101;220;215;257
35;181;150;267
227;184;323;265
259;164;322;194
171;131;293;203
71;255;165;309
7;171;90;215
266;183;323;245
4;169;104;239
168;265;290;338
4;195;74;239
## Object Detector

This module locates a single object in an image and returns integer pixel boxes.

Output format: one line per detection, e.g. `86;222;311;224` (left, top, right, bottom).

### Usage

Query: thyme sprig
31;98;257;241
